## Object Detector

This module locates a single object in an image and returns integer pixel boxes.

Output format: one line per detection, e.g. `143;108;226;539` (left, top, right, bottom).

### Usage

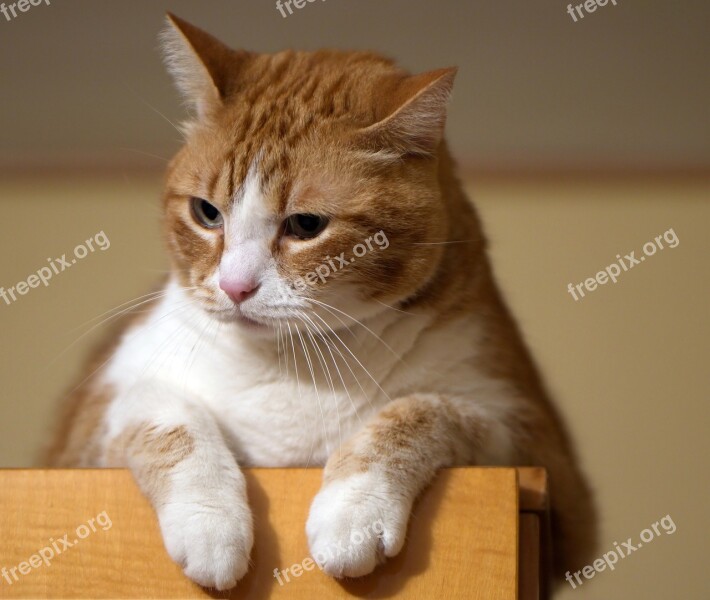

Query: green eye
191;198;223;229
285;214;328;239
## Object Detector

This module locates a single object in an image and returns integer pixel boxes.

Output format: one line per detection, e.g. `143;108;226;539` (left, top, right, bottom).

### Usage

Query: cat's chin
218;311;276;336
234;314;271;332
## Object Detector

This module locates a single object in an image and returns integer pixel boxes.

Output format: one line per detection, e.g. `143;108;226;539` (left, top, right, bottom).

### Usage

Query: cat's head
160;14;457;335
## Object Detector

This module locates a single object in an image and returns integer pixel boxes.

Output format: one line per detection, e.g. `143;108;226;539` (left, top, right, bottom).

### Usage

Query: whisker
299;311;364;425
306;310;376;415
298;313;342;458
373;298;418;316
294;323;329;459
280;321;290;378
49;300;197;406
120;147;170;164
68;289;181;333
287;321;316;468
276;321;283;377
308;297;407;366
125;84;185;140
46;290;194;369
181;312;217;393
304;308;393;405
125;299;205;392
412;240;478;245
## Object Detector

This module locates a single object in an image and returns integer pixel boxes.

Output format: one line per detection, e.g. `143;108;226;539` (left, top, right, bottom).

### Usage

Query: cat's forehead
188;53;394;184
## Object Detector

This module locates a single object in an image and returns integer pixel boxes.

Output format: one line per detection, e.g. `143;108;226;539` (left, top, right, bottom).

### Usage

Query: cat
47;13;597;591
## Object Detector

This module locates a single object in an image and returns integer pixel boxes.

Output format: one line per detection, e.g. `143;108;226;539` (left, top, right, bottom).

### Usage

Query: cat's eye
191;198;223;229
284;214;328;240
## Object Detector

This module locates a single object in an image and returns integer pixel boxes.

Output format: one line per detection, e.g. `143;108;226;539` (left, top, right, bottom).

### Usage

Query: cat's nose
219;278;259;304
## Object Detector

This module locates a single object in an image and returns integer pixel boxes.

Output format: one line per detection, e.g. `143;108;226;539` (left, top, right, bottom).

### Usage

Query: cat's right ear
160;13;248;122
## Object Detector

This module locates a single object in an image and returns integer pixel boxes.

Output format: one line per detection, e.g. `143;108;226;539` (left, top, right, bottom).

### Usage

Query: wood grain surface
0;468;540;599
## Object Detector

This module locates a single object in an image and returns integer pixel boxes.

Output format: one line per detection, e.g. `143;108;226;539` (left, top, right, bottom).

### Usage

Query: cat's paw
157;496;253;590
306;472;412;578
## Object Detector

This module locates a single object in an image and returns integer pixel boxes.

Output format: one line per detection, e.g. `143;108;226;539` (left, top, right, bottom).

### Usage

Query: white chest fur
102;282;498;467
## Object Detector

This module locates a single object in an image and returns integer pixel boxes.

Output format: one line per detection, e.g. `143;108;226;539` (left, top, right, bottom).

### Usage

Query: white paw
158;495;253;590
306;472;412;578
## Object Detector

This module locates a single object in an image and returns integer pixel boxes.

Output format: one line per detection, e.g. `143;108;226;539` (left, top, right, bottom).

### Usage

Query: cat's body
48;14;597;591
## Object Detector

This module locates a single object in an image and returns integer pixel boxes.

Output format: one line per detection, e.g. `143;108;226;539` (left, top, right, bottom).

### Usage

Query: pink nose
219;278;259;304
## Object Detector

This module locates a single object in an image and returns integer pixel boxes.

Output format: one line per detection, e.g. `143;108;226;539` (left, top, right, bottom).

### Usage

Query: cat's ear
356;67;457;157
160;13;246;121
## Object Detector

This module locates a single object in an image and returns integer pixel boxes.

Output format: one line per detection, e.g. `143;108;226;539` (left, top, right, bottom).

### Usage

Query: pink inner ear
219;277;259;303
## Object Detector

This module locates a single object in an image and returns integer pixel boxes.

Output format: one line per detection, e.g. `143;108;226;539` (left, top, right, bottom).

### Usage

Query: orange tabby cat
47;13;597;591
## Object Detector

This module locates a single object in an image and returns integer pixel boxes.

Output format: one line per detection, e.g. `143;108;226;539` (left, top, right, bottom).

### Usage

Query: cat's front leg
306;393;491;577
107;384;253;590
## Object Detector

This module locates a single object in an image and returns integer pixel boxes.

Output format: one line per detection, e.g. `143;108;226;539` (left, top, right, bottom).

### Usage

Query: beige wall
0;175;707;599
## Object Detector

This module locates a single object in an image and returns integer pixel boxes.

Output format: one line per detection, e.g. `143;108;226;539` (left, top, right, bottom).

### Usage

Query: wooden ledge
0;468;548;599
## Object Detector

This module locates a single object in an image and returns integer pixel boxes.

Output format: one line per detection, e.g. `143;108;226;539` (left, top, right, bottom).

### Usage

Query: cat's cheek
305;473;412;578
157;497;254;590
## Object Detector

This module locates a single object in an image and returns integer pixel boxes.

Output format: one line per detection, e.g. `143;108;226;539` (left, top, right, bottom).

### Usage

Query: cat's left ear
160;13;249;121
356;67;457;157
